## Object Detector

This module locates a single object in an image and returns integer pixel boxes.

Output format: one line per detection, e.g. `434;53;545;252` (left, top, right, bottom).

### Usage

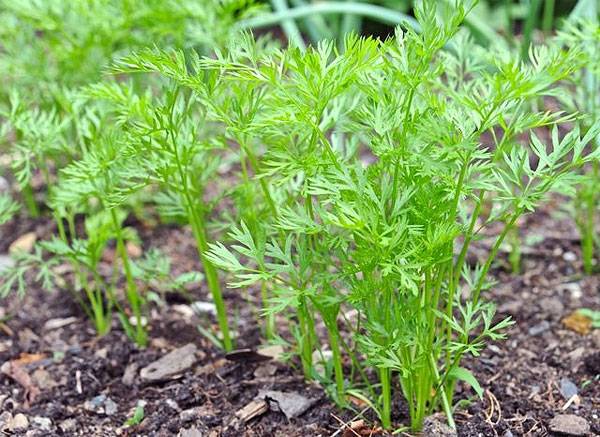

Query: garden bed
0;200;598;437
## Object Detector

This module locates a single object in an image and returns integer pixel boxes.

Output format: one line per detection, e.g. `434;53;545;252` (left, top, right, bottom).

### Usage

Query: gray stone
0;176;9;193
179;407;206;423
191;301;217;316
7;413;29;431
104;397;118;415
178;426;203;437
258;390;316;419
0;255;14;273
84;394;118;415
0;412;13;430
528;321;550;336
31;416;52;431
559;378;578;400
548;414;589;436
422;414;457;437
122;362;139;386
538;297;564;316
58;418;77;433
140;343;198;382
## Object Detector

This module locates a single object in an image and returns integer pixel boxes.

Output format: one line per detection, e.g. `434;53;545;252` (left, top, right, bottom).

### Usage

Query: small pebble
538;297;564;316
8;413;29;431
179;427;203;437
548;414;589;436
0;255;14;273
0;411;13;430
191;301;217;316
0;176;9;192
559;378;578;400
528;321;550;336
32;417;52;431
422;414;457;437
84;395;118;415
59;419;77;433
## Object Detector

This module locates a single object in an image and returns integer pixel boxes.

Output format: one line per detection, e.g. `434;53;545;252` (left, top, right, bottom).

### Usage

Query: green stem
542;0;555;33
297;297;314;379
379;367;392;429
289;0;333;41
237;2;421;33
167;113;232;351
521;0;543;61
430;354;456;430
111;208;146;347
340;0;362;43
260;282;275;339
186;195;232;351
582;170;597;274
21;183;40;218
472;211;522;305
270;0;306;50
327;325;345;404
508;223;521;274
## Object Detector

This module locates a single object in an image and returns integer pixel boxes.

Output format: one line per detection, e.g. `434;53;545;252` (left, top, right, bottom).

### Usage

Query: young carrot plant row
1;0;600;432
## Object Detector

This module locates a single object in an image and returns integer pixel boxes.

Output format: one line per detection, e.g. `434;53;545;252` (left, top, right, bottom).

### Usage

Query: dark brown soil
0;201;599;436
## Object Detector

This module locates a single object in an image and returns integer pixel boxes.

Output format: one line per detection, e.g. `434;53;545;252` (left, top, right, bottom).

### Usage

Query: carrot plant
555;17;600;274
194;1;600;431
0;0;254;346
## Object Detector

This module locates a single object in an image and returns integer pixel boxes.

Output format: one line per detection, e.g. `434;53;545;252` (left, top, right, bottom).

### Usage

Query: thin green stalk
340;0;362;45
504;0;513;43
186;196;232;351
168;123;232;351
521;0;543;61
240;143;279;218
542;0;555;32
289;0;333;41
270;0;307;50
260;282;275;339
430;354;456;430
237;2;421;34
110;208;146;347
239;137;275;339
472;211;522;305
379;367;392;429
582;171;597;274
297;297;314;379
508;224;521;274
21;183;40;218
327;327;345;404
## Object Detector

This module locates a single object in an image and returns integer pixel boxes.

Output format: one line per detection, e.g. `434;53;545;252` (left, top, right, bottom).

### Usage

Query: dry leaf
562;312;592;335
9;232;37;254
0;360;40;406
14;352;46;366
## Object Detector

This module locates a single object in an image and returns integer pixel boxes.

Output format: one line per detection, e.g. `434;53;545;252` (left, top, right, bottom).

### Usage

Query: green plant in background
0;0;256;223
0;194;18;226
0;0;255;103
0;0;257;346
192;1;600;430
246;0;595;52
555;12;600;274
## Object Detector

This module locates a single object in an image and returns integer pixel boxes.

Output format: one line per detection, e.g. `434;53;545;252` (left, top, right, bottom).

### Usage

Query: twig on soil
484;389;502;425
330;406;370;437
561;394;579;410
75;370;82;394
